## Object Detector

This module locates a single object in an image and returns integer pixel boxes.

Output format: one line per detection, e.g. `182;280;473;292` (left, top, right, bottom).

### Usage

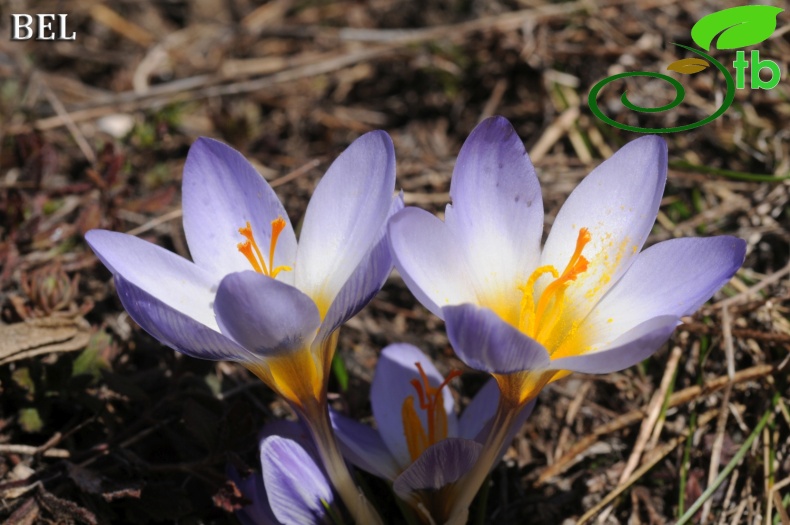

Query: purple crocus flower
231;422;336;525
388;116;746;522
86;134;398;524
333;343;534;520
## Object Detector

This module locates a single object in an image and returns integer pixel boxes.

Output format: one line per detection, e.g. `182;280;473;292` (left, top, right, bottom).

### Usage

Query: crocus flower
388;116;746;522
231;421;337;525
333;343;534;521
86;134;398;524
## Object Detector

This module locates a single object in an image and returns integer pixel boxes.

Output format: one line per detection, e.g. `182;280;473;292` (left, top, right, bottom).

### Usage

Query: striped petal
392;438;482;500
261;436;334;525
214;271;320;357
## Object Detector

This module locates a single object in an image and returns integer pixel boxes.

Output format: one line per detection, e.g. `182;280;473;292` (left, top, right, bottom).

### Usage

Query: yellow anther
402;397;428;463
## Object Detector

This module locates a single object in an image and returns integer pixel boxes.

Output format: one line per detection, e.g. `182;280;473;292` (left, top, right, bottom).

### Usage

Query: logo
588;6;784;133
10;14;76;41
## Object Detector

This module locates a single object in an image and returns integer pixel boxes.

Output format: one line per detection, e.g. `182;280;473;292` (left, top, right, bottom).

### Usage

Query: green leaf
19;407;43;433
331;353;349;392
72;331;111;381
691;6;784;51
12;367;35;395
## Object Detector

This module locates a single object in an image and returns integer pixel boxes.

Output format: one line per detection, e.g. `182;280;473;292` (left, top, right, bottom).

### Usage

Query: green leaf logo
691;5;784;51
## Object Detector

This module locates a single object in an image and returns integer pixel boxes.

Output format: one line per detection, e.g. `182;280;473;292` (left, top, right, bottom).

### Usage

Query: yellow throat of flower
495;228;594;407
517;227;591;354
401;364;461;463
237;217;292;278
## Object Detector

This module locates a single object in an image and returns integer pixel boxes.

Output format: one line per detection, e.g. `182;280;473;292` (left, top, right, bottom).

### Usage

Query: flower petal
87;230;250;361
318;193;404;341
261;436;334;525
581;236;746;346
295;131;395;315
445;116;544;318
86;229;219;328
443;304;551;374
458;379;499;441
552;315;680;374
330;410;401;481
392;438;482;500
540;136;667;316
371;343;459;470
389;207;479;318
113;275;252;361
214;271;320;357
182;137;297;279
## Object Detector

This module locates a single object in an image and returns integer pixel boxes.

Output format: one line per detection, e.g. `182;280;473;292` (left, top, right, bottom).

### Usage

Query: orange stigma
237;217;292;278
518;228;591;349
401;363;461;463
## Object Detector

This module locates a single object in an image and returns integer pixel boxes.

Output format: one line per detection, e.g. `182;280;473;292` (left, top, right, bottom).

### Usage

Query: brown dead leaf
0;316;91;366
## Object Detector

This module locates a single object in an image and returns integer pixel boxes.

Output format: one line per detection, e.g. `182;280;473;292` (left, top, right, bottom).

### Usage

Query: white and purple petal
443;304;551;374
552;315;680;374
86;230;218;328
261;436;334;525
389;207;479;319
182;138;297;279
445;116;543;316
296;131;396;314
581;236;746;346
317;193;404;342
113;275;254;361
86;230;252;361
214;271;320;357
541;136;667;315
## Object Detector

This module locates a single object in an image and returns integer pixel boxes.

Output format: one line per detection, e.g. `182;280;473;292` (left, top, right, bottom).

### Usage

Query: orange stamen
534;228;591;326
401;363;461;462
237;241;264;274
236;217;292;278
518;228;592;349
268;217;292;278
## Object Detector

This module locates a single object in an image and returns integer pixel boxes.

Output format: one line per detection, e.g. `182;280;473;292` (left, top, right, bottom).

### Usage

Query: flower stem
300;400;384;525
443;398;519;525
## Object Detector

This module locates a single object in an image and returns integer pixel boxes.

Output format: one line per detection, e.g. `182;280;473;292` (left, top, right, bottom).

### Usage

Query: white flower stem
300;400;384;525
